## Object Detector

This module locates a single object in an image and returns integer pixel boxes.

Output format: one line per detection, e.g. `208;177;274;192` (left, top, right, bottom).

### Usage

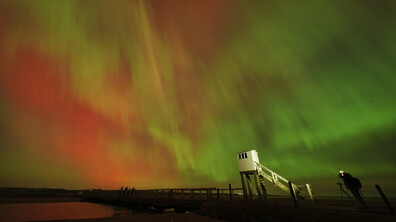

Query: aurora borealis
0;0;395;195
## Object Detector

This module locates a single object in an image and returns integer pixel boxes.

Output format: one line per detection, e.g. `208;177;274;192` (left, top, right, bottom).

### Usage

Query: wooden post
169;189;173;199
253;171;263;200
217;189;220;201
375;184;394;212
246;175;253;200
229;183;233;201
288;181;298;208
260;177;268;200
306;184;316;203
240;172;248;200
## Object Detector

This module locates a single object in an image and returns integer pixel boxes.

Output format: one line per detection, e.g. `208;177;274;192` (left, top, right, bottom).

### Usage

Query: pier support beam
253;171;263;200
288;181;298;208
240;172;248;200
246;174;253;200
240;171;267;201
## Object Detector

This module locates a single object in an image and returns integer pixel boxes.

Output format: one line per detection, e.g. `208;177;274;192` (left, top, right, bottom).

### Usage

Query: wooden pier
83;187;396;221
83;186;245;212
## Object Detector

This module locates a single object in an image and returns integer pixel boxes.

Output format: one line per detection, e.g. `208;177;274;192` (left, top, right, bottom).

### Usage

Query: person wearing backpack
339;171;367;209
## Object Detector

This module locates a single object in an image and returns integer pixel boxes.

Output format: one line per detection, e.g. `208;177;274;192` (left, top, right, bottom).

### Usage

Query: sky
0;0;395;196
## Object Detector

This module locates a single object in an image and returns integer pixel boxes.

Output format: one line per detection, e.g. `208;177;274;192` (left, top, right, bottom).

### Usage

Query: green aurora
0;0;395;196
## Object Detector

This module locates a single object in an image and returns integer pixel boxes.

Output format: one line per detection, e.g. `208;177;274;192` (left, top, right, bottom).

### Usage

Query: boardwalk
84;187;244;212
83;188;396;221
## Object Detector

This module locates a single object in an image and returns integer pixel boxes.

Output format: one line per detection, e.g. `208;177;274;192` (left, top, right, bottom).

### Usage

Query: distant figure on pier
339;171;367;208
123;186;129;196
131;187;136;197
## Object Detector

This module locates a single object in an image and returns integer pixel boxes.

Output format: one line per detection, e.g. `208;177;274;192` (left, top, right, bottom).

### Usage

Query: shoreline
0;197;82;204
1;197;395;222
43;213;224;222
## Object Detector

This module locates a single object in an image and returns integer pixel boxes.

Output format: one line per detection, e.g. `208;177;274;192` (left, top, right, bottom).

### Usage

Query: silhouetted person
123;187;129;196
339;171;367;209
131;187;136;197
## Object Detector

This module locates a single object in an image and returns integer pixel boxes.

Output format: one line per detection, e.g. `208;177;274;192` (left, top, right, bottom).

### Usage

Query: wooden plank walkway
83;187;245;212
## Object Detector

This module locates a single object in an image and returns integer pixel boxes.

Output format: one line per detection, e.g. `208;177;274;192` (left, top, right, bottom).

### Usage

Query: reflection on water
0;202;133;222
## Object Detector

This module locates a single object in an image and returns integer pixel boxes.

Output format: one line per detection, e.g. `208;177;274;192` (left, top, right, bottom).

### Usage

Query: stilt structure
237;150;267;200
237;149;316;203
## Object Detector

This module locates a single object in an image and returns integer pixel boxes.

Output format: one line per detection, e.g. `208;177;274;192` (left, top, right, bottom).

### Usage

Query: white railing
254;162;301;195
254;161;316;203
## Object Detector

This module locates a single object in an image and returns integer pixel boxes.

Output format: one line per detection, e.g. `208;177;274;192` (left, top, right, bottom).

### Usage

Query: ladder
254;162;316;202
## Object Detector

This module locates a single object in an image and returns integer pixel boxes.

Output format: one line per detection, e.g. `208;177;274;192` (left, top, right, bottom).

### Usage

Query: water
0;202;133;222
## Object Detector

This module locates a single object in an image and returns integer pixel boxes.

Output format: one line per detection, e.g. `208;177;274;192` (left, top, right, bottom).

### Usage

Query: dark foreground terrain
64;196;396;222
41;199;396;222
1;188;395;222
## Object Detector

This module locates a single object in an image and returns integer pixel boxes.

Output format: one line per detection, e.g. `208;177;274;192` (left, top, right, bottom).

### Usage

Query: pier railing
85;187;245;202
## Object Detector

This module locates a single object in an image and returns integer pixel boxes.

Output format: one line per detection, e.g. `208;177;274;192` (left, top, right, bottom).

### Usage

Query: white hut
237;150;260;172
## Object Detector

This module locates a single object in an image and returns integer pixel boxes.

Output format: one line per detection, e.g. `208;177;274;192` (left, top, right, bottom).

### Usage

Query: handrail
256;163;289;183
254;162;301;194
84;187;246;202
